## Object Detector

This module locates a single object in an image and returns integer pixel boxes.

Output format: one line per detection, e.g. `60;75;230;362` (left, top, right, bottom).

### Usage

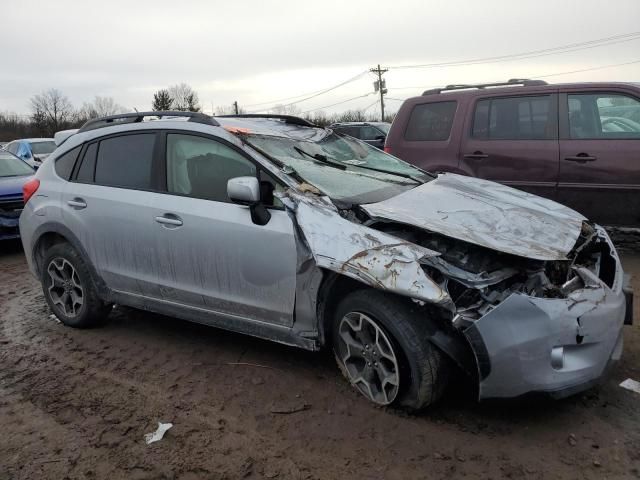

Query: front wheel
332;289;450;410
41;243;111;328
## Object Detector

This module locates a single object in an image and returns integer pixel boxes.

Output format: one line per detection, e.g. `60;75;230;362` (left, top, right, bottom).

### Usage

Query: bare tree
78;96;127;121
30;89;74;136
270;103;301;115
214;103;246;115
152;89;173;111
168;83;201;112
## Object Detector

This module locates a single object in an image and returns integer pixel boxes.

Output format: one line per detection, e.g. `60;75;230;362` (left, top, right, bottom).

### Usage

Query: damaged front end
403;222;628;399
282;186;628;401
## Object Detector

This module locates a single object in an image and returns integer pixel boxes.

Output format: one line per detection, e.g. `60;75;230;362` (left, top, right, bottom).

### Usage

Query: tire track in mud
2;247;640;479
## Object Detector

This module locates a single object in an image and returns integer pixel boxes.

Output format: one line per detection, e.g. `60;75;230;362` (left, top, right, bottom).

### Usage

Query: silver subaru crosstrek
20;111;632;409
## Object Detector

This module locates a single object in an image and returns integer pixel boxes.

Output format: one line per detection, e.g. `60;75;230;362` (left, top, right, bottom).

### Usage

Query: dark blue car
0;151;34;240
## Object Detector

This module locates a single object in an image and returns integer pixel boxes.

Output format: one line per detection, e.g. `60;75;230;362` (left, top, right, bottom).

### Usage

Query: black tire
332;289;450;411
41;242;111;328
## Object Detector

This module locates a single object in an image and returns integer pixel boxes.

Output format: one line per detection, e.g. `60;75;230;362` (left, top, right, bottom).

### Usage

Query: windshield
245;131;430;204
30;141;56;155
0;153;34;177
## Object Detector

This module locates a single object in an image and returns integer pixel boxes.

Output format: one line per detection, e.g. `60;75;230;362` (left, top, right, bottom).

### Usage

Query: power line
536;58;640;78
249;70;369;113
244;86;336;108
389;31;640;70
362;99;380;113
385;58;640;100
299;93;374;114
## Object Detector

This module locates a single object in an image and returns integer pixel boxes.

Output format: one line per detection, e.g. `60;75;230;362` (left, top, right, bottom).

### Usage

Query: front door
149;132;297;326
558;90;640;226
460;93;560;200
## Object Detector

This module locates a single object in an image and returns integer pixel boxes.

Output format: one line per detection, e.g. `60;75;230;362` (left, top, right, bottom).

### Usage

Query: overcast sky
1;0;639;117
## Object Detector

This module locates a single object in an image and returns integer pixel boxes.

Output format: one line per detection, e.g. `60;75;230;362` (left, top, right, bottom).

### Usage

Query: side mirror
228;176;260;205
227;176;271;226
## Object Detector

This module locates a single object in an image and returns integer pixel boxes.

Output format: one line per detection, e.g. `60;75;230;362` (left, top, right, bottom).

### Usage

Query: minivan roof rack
422;78;548;95
78;111;220;133
217;114;317;127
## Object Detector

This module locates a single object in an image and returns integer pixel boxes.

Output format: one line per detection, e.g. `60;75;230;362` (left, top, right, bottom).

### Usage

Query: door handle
463;151;489;159
564;153;596;163
67;198;87;209
155;215;183;227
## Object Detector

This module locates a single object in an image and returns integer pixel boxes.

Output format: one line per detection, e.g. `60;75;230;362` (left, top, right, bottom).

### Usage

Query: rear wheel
41;243;111;328
332;289;450;410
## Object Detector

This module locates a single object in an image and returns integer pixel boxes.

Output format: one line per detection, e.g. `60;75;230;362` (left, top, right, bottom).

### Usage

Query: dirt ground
1;239;639;480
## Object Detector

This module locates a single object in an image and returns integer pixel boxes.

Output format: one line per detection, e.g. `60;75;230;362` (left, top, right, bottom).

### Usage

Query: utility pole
370;64;388;122
233;101;239;114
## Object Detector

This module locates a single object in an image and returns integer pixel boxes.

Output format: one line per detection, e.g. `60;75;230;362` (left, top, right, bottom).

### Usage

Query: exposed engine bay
368;220;617;329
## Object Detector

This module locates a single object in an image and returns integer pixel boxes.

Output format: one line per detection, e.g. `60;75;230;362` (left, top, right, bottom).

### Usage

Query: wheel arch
30;222;111;301
315;270;477;378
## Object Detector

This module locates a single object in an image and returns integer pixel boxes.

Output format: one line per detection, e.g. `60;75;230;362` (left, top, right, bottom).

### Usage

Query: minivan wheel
41;243;111;328
332;289;450;410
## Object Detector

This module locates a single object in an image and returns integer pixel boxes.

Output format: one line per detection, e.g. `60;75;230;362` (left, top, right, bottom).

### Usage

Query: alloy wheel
47;257;84;317
336;312;400;405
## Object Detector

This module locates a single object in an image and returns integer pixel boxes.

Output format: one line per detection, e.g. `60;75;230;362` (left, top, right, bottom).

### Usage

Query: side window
568;93;640;139
76;143;97;183
472;96;554;140
94;134;156;189
6;142;17;155
360;126;382;140
335;126;360;138
166;133;257;203
54;146;81;180
404;101;457;141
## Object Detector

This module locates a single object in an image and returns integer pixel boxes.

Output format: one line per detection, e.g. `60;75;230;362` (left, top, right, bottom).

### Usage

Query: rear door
61;132;161;295
148;131;297;326
459;93;560;200
558;89;640;226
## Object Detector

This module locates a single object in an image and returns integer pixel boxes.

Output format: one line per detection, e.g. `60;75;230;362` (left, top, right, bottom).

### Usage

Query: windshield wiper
238;135;305;182
345;162;425;184
293;146;346;170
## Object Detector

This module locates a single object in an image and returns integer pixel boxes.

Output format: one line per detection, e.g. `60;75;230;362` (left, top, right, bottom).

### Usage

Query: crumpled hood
362;173;586;261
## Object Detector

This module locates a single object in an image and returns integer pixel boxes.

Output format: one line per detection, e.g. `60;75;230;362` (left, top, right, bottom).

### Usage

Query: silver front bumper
464;229;627;400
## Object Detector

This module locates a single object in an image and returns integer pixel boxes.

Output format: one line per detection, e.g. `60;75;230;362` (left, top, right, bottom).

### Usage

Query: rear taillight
383;146;392;154
23;178;40;204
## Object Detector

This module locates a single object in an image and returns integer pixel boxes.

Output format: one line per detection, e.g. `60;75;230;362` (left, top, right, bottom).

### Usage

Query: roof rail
422;78;548;95
78;111;220;133
217;114;317;127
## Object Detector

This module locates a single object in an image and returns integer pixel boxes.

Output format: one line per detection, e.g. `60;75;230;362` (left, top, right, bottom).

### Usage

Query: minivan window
472;96;554;140
568;93;640;139
54;146;81;180
404;101;457;141
166;133;257;203
94;134;156;189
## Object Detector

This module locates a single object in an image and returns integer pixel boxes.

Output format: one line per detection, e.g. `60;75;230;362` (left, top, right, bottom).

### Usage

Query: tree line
1;83;395;140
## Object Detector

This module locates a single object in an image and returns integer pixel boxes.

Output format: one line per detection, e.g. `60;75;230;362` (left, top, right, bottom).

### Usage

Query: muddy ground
0;239;639;480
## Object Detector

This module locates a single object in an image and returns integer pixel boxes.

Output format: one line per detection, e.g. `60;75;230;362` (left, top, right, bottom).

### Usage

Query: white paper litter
620;378;640;395
48;314;61;324
144;422;173;444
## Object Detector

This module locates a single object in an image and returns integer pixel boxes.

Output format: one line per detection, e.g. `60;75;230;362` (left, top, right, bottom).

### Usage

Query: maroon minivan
385;80;640;226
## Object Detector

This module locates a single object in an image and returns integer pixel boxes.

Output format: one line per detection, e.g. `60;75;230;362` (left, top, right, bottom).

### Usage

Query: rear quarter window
54;146;81;180
404;101;457;141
